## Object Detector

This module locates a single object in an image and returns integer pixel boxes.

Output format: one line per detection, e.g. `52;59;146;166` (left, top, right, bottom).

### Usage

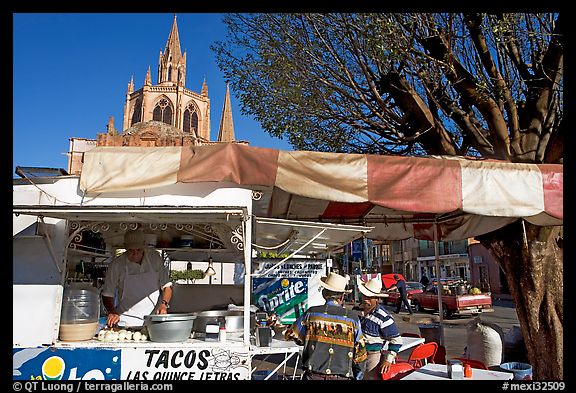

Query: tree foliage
256;251;291;259
212;13;563;379
212;13;562;162
170;269;205;282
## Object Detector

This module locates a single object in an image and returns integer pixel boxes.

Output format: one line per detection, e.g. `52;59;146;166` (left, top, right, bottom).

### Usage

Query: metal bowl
143;313;196;342
192;310;254;333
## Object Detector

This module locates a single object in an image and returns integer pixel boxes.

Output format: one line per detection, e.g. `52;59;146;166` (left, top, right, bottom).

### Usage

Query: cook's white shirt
101;248;172;304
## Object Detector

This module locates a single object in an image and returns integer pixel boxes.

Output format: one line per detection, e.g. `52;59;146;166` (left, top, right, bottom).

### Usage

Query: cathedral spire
165;14;182;61
158;14;185;85
145;66;152;86
218;83;235;142
201;77;208;96
127;75;134;94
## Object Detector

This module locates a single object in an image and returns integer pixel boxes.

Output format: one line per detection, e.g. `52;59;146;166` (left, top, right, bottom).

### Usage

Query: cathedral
67;15;245;175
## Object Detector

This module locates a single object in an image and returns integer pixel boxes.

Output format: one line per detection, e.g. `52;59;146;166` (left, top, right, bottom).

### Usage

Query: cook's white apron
118;257;160;327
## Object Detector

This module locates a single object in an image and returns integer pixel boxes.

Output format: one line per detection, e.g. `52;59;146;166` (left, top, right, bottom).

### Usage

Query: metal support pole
363;236;370;270
433;223;445;346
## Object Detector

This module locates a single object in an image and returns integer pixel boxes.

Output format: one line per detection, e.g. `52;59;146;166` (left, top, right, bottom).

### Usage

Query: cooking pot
192;310;255;333
144;313;196;342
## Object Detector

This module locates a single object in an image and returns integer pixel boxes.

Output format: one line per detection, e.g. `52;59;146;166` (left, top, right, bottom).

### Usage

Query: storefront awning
13;206;371;259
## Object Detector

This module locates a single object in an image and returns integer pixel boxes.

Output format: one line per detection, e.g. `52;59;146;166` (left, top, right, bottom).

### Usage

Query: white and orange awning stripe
80;144;562;241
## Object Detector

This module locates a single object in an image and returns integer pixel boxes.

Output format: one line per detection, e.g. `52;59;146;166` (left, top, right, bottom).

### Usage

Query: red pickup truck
411;285;493;319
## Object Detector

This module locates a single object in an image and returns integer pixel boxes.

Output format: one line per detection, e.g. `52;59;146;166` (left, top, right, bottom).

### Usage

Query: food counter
15;332;301;380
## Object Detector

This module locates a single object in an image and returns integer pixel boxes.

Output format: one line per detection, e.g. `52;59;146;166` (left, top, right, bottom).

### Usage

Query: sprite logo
257;279;307;322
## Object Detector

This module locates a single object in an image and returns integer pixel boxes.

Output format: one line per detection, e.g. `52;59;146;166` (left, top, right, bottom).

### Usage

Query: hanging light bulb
204;257;216;277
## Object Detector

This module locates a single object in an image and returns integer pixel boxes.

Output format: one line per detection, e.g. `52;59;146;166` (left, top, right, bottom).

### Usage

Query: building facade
467;240;511;297
340;236;510;297
411;239;470;282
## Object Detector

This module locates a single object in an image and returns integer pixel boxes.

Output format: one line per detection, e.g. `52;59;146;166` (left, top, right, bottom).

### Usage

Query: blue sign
13;347;121;380
352;239;363;260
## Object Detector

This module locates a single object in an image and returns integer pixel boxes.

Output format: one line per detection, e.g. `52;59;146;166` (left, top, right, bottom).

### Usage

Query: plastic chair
452;357;488;370
407;342;438;368
395;333;424;362
394;333;422;362
381;362;415;380
433;344;446;365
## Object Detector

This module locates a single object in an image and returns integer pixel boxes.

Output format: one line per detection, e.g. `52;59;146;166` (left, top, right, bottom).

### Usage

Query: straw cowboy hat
359;278;389;298
318;272;352;293
124;230;146;249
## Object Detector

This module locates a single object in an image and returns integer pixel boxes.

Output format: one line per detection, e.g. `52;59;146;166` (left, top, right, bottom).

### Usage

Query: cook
101;229;173;327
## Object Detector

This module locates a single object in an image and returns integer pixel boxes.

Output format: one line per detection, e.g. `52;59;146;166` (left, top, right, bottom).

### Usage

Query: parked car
383;281;424;309
411;284;493;319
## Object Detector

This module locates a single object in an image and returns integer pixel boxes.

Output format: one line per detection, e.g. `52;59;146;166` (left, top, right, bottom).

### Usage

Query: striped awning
80;144;562;241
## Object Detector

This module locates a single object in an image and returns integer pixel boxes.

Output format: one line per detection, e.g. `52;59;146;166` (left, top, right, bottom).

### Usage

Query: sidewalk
372;302;522;362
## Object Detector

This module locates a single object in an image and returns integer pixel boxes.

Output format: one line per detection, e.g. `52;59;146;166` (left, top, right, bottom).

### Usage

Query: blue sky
12;13;293;176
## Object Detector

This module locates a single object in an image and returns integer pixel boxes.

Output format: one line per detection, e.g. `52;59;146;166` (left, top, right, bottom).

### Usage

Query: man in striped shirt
358;278;403;380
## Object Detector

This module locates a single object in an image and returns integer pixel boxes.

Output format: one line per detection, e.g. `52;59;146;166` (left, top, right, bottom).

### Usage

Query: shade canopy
80;144;562;241
253;217;373;255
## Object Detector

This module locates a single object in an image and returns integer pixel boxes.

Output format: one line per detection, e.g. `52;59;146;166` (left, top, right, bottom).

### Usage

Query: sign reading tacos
121;348;250;380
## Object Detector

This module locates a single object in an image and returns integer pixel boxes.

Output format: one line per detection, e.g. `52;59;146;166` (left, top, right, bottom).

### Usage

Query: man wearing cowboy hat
358;277;403;380
284;272;367;380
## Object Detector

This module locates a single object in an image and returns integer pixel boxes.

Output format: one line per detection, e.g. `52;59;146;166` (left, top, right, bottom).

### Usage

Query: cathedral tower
121;14;213;140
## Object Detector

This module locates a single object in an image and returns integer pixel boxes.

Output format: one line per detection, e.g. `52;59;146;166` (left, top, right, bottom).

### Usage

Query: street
383;298;522;361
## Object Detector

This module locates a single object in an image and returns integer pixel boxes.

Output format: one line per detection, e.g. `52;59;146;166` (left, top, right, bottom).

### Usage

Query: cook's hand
379;360;393;375
157;303;169;314
107;312;120;327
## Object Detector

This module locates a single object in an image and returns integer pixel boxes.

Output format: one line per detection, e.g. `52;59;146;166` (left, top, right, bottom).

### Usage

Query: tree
212;13;563;379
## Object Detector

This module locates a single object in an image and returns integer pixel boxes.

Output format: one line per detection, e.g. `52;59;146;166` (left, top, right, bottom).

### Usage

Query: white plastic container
59;283;100;341
219;326;227;342
205;322;219;342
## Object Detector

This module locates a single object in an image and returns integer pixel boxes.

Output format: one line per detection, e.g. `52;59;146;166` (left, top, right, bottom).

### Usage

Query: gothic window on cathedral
131;98;142;125
153;98;173;125
183;107;199;135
